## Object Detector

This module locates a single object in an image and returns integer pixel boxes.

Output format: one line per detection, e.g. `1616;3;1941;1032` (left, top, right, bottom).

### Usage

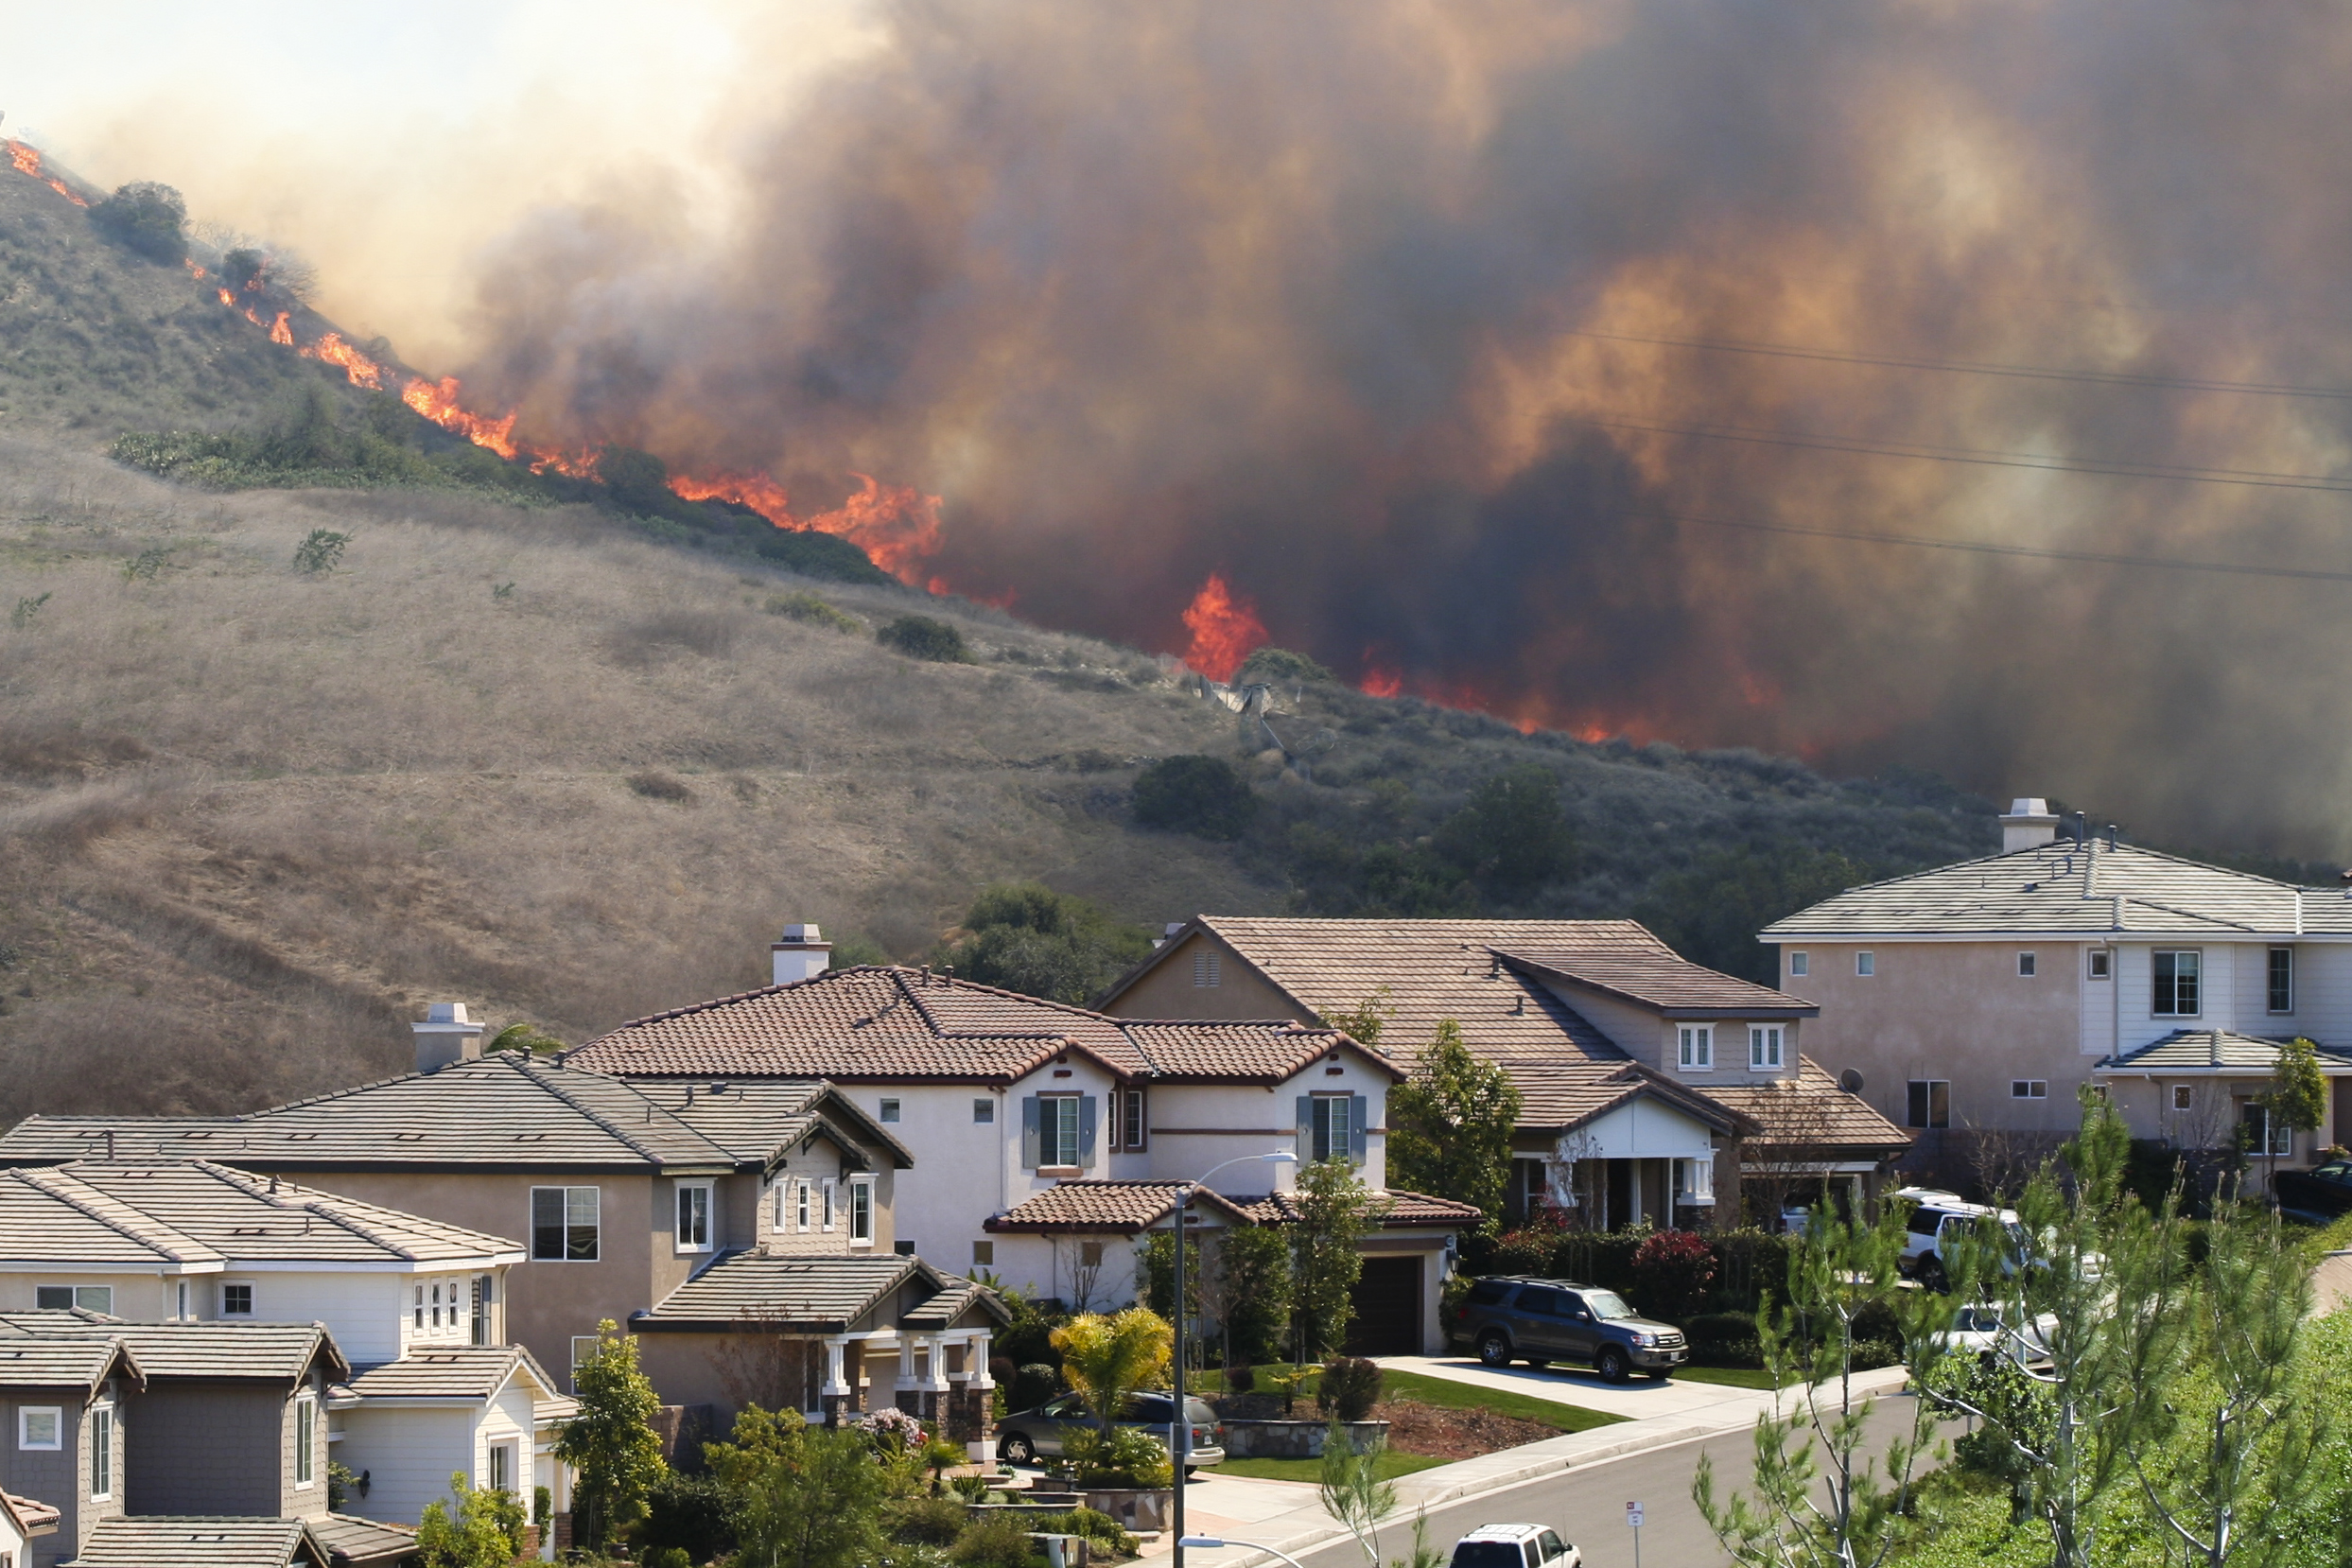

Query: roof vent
2000;798;2060;853
772;924;831;986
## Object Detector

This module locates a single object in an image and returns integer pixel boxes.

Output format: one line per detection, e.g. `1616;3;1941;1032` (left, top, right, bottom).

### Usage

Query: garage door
1344;1256;1422;1357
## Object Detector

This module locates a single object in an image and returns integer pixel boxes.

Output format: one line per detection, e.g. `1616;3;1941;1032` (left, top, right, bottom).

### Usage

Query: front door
1607;1161;1633;1230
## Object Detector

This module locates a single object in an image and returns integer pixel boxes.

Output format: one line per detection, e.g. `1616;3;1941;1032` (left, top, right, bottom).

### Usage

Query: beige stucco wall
1106;933;1309;1021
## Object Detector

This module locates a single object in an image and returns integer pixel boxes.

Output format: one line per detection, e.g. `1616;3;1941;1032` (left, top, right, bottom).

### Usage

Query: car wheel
1919;1258;1949;1293
1000;1432;1036;1466
1477;1330;1513;1368
1596;1347;1629;1384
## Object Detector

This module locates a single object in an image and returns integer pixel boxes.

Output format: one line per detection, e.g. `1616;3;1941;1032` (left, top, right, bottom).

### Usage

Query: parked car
2274;1159;2352;1223
994;1389;1226;1472
1930;1301;2057;1369
1448;1523;1581;1568
1894;1187;2034;1291
1451;1275;1687;1383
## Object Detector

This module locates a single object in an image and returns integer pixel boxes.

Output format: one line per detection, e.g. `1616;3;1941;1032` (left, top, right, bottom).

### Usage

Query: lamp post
1174;1150;1297;1568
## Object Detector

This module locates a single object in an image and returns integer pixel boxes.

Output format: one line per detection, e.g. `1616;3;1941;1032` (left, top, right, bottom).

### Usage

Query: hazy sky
0;1;876;365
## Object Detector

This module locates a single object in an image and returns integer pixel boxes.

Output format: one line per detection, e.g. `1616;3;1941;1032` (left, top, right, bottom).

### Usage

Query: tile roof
1696;1058;1912;1150
563;967;1384;1086
0;1054;747;1175
337;1345;561;1402
305;1516;417;1568
0;1335;141;1395
984;1181;1258;1234
2095;1029;2352;1074
1760;838;2352;941
63;1516;330;1568
0;1316;349;1385
622;1079;916;1169
1498;950;1817;1018
2;1491;59;1537
1500;1058;1752;1136
0;1162;522;1269
1230;1189;1484;1229
634;1252;1009;1334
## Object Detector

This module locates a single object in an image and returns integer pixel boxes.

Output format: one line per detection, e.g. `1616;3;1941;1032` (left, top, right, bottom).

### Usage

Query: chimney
2000;798;2061;854
771;923;831;985
411;1002;484;1073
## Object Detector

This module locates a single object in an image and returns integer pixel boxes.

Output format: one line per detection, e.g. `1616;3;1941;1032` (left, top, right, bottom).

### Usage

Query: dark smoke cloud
454;0;2352;855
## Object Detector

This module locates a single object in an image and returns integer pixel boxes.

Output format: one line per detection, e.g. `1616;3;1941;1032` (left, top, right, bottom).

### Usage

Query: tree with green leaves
2260;1035;2326;1190
90;182;186;262
1385;1019;1522;1228
726;1418;890;1568
1132;754;1259;840
555;1320;666;1552
1323;988;1393;1049
1290;1159;1384;1362
938;882;1154;1004
1430;763;1572;902
1693;1194;1948;1568
1212;1224;1295;1368
414;1472;529;1568
1049;1306;1172;1433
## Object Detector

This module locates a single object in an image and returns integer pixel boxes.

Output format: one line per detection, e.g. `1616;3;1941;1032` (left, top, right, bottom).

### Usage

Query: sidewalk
1135;1363;1913;1564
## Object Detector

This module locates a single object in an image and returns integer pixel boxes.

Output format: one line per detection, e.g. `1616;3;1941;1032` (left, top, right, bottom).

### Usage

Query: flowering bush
1632;1228;1716;1320
858;1406;925;1454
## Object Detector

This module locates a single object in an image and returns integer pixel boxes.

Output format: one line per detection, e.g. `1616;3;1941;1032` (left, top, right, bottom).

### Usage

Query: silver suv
1895;1187;2030;1291
1451;1276;1687;1383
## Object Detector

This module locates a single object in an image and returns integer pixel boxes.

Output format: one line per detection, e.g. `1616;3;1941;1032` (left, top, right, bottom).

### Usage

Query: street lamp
1174;1150;1297;1568
1180;1537;1309;1568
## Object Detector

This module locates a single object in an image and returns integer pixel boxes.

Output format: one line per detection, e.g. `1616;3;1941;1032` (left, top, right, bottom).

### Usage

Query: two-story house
560;932;1474;1354
1099;917;1909;1228
1762;800;2352;1175
0;1336;137;1568
0;1489;59;1567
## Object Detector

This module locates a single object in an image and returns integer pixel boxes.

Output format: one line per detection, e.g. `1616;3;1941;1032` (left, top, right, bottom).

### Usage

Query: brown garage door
1344;1256;1422;1357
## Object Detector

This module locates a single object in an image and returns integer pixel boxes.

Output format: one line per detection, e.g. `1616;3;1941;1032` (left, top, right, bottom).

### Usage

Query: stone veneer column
820;1336;852;1429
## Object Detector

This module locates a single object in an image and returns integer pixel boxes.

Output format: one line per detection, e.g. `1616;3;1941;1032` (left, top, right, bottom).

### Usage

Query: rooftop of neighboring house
0;1333;142;1396
2;1491;59;1539
630;1251;1009;1335
1228;1188;1485;1229
1501;1057;1754;1137
983;1179;1261;1234
0;1160;522;1271
562;965;1397;1086
330;1344;573;1417
1496;949;1817;1019
64;1516;335;1568
1700;1059;1926;1148
0;1314;351;1385
0;1054;910;1176
1761;835;2352;942
304;1515;420;1568
2095;1028;2352;1075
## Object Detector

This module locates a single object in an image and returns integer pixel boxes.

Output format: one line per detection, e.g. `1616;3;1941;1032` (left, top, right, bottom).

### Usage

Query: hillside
0;148;2003;1124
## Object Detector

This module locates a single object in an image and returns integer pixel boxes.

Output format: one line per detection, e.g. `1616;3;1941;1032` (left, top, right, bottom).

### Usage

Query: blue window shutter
1350;1094;1368;1166
1021;1096;1041;1169
1296;1096;1313;1165
1079;1097;1099;1166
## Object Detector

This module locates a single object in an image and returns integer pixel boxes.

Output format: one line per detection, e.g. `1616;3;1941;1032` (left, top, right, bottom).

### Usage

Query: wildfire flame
1359;666;1402;699
5;140;85;207
400;375;520;460
268;312;294;346
218;287;235;307
296;332;383;390
183;258;206;281
667;469;945;585
1179;572;1267;682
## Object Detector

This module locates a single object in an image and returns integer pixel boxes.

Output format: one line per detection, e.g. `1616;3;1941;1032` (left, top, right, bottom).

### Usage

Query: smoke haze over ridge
23;1;2352;854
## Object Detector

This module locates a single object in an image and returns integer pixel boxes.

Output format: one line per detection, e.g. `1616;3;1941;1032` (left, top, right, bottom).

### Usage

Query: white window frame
848;1177;875;1246
675;1182;713;1253
293;1392;316;1488
2152;950;2203;1019
821;1178;837;1233
2011;1080;2049;1100
176;1280;189;1320
1679;1025;1714;1071
33;1285;112;1315
531;1186;601;1263
88;1402;113;1501
1748;1025;1783;1071
2244;1102;2295;1159
2087;949;2112;981
1855;951;1875;977
772;1180;787;1232
2017;951;2037;978
1309;1093;1353;1163
1039;1094;1083;1170
798;1179;812;1232
2172;1084;2196;1111
220;1281;254;1317
16;1407;60;1451
569;1335;603;1395
1786;950;1808;978
879;1098;901;1124
486;1440;514;1495
413;1283;426;1331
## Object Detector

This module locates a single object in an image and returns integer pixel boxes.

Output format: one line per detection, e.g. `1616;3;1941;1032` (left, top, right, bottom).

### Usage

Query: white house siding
337;1406;476;1527
755;1144;894;1260
474;1381;539;1504
1143;1070;1389;1193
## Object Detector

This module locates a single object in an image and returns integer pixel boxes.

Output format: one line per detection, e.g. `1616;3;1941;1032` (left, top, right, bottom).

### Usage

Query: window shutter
1296;1096;1313;1164
1079;1096;1099;1166
1350;1094;1368;1166
1020;1096;1041;1169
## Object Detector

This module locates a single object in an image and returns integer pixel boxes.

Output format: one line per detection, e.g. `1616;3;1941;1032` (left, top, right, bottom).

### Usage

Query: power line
1593;415;2352;495
1570;328;2352;401
1632;507;2352;584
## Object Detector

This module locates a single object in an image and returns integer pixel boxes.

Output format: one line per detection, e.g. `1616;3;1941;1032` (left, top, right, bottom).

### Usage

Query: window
2153;950;2202;1017
1079;1241;1105;1268
1114;1088;1146;1151
972;1241;994;1267
34;1285;111;1314
849;1178;875;1246
2012;1080;2048;1100
1748;1026;1783;1071
221;1282;253;1316
569;1335;603;1394
2173;1085;2196;1111
879;1098;901;1123
531;1186;600;1262
89;1404;112;1500
2018;952;2037;978
431;1281;444;1328
821;1178;837;1232
487;1441;513;1495
973;1098;995;1124
894;1240;915;1257
293;1393;315;1488
1907;1080;1950;1129
176;1281;189;1320
2270;948;2294;1014
1786;950;1808;978
16;1407;59;1451
2243;1102;2295;1159
1193;950;1220;987
1310;1094;1353;1163
471;1277;490;1347
1678;1025;1714;1071
676;1182;712;1251
798;1180;812;1232
413;1284;425;1330
1855;951;1875;977
2088;950;2112;981
1038;1095;1083;1168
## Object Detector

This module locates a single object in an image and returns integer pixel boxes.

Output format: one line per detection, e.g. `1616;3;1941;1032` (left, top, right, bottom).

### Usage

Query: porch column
895;1335;922;1416
916;1334;950;1423
820;1335;851;1429
959;1331;997;1462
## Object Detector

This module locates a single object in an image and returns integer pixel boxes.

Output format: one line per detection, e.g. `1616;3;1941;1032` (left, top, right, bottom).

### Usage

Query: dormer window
1748;1026;1783;1071
1679;1026;1714;1071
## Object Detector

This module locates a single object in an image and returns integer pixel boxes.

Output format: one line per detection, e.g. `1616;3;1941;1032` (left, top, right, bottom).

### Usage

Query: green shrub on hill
938;883;1155;1004
89;183;185;263
756;529;890;584
878;615;976;662
1235;646;1334;685
1132;754;1258;839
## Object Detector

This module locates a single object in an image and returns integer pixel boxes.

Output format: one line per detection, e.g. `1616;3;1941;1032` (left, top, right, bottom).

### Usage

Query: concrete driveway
1377;1354;1788;1424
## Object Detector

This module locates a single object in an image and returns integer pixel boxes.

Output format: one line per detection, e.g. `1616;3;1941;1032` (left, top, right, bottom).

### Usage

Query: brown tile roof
64;1516;332;1568
1497;950;1817;1018
1231;1189;1483;1229
0;1315;350;1385
563;967;1389;1086
1502;1058;1753;1136
2;1491;59;1537
1699;1058;1910;1151
984;1181;1258;1234
633;1252;1010;1334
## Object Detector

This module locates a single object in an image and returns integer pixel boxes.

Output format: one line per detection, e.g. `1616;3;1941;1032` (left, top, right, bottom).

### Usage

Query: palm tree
1049;1307;1172;1433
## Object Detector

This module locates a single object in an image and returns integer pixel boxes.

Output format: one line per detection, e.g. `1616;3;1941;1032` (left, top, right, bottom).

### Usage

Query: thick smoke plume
449;0;2352;855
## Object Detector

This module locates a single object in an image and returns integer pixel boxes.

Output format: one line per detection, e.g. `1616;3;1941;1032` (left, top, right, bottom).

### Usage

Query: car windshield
1583;1289;1637;1320
2318;1162;2352;1183
1451;1542;1527;1568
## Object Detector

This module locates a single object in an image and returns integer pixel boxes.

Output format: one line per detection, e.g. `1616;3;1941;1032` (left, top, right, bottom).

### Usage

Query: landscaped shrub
889;1493;971;1547
1681;1311;1763;1368
1220;1361;1257;1396
950;1512;1050;1568
1009;1363;1062;1413
1037;1507;1139;1558
1316;1356;1384;1422
1131;755;1258;839
1546;1224;1646;1294
1632;1228;1716;1320
878;615;976;662
1706;1228;1792;1313
1062;1425;1174;1489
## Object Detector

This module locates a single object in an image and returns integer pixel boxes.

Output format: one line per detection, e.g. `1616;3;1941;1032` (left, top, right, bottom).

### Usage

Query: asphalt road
1266;1395;1939;1568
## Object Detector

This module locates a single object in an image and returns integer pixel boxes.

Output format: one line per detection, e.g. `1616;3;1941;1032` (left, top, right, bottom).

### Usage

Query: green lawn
1668;1365;1783;1389
1215;1451;1451;1483
1220;1364;1626;1436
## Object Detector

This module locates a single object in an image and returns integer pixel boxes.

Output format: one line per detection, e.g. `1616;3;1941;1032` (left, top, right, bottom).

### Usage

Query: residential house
0;1336;136;1568
64;1516;332;1568
0;1490;59;1568
1098;916;1910;1226
1761;800;2352;1174
559;932;1475;1353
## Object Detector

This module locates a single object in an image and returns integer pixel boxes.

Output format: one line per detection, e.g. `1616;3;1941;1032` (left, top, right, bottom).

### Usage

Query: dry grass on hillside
0;432;1270;1120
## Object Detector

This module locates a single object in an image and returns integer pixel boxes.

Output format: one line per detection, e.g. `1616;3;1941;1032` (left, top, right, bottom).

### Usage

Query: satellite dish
1838;1069;1865;1094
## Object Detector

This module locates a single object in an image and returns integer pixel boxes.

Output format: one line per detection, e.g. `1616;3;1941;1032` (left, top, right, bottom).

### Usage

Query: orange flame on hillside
298;332;382;390
1179;573;1267;682
5;140;85;206
401;375;520;460
670;470;793;526
183;259;206;281
1359;666;1402;699
667;470;945;585
268;312;293;346
218;287;235;307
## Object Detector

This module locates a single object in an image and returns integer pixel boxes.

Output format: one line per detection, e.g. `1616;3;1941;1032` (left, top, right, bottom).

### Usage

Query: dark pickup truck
2274;1158;2352;1222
